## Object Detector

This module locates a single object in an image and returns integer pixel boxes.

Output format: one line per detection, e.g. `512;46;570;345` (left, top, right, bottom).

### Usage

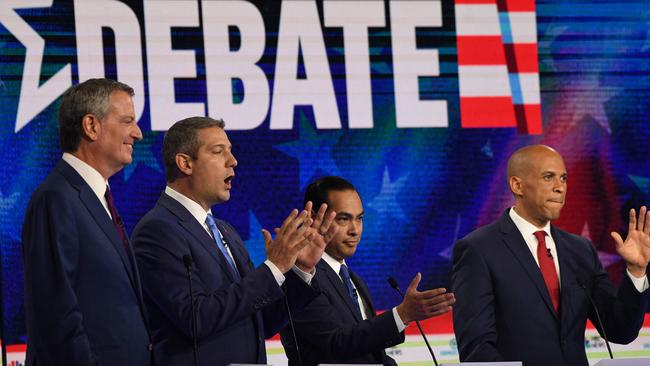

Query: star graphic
122;131;162;181
481;139;494;159
438;213;462;261
243;210;266;267
367;167;408;221
629;175;650;197
275;111;343;189
582;222;621;268
537;25;568;73
562;75;621;133
0;190;21;242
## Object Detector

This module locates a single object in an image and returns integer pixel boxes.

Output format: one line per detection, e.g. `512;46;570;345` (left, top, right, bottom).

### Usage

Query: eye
336;217;349;223
357;216;364;222
560;175;568;183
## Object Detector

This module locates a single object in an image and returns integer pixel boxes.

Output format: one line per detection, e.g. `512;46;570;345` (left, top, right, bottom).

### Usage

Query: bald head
507;144;567;228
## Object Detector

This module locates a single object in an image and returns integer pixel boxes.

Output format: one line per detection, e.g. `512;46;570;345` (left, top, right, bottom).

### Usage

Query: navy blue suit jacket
280;259;403;366
451;209;648;366
22;160;152;366
131;192;319;366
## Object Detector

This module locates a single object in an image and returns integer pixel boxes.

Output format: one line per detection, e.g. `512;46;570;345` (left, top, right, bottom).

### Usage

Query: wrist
396;303;411;324
627;264;647;278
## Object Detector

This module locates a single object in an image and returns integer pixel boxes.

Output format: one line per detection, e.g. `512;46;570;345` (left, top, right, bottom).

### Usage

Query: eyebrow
336;211;364;218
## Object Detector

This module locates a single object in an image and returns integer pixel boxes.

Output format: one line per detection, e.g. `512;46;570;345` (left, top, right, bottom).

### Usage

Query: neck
71;148;113;180
512;206;549;229
168;181;211;211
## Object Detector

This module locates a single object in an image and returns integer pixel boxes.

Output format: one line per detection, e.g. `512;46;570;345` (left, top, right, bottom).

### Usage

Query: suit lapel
216;220;250;277
499;210;559;320
57;161;139;293
318;260;363;322
350;269;375;319
158;193;238;282
554;227;577;335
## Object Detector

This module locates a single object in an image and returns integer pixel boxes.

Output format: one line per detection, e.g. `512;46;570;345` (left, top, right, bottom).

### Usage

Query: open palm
611;206;650;276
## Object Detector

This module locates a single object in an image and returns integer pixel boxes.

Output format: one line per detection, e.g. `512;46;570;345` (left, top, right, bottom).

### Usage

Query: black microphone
576;270;613;359
183;255;200;366
388;277;439;366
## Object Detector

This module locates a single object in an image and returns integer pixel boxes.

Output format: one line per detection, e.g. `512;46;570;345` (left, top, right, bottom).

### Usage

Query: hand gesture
296;202;339;272
395;273;455;324
262;205;313;273
611;206;650;277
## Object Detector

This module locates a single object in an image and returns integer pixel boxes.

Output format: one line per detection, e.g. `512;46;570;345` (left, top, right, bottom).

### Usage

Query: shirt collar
165;186;212;226
322;251;348;276
62;153;108;201
509;207;551;239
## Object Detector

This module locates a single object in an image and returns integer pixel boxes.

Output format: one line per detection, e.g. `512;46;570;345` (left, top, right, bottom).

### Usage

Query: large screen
1;0;649;363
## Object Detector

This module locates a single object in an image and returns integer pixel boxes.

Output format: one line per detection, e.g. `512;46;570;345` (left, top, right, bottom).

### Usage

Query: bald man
451;145;650;366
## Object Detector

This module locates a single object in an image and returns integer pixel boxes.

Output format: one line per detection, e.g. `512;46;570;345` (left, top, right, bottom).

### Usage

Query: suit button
148;343;153;351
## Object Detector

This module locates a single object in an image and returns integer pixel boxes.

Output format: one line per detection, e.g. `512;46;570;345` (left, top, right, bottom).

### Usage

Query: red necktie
104;185;131;258
534;230;560;313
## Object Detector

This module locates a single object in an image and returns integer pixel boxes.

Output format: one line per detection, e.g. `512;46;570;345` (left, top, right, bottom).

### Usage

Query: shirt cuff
264;260;286;286
291;265;315;285
392;307;407;332
626;269;649;293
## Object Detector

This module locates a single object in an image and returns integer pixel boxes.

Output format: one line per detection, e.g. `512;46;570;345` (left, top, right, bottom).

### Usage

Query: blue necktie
205;214;240;279
339;264;362;320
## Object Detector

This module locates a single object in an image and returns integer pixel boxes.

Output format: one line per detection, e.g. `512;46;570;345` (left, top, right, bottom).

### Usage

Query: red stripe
514;104;542;135
455;0;497;4
457;36;507;66
497;0;536;12
460;96;517;128
504;43;539;73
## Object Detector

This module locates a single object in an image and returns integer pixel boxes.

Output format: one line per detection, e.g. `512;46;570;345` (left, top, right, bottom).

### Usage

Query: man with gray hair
22;78;152;365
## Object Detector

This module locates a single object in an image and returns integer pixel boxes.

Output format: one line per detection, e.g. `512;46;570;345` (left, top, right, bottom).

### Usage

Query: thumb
610;232;624;248
406;272;422;294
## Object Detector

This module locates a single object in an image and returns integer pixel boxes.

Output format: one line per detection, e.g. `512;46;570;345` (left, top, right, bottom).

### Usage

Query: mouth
343;240;359;247
124;142;134;151
224;175;234;189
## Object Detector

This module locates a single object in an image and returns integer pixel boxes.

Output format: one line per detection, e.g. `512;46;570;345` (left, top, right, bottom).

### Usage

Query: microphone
283;283;304;366
576;270;613;359
388;277;439;366
183;255;200;366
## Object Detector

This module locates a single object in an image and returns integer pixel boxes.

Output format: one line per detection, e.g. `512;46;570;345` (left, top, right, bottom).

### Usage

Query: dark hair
304;176;356;208
163;116;226;182
59;78;134;152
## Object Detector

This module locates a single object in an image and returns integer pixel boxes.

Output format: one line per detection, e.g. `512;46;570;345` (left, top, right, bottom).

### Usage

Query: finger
318;209;336;235
641;206;649;234
406;272;422;294
611;232;624;248
629;208;637;233
262;229;272;248
291;218;313;244
304;201;314;216
279;209;299;236
426;306;453;318
311;203;328;228
283;209;310;237
417;287;448;300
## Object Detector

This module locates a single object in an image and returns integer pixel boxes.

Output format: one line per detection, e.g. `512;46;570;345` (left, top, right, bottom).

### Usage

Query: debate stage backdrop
1;0;650;363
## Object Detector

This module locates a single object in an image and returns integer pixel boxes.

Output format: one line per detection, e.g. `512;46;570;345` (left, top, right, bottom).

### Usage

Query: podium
442;363;522;366
593;359;650;366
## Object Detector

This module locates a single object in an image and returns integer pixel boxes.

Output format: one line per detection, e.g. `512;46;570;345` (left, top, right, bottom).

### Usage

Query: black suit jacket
280;259;404;366
22;160;152;366
451;209;648;366
131;192;319;366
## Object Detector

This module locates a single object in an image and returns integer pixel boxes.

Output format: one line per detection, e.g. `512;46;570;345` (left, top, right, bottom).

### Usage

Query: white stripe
458;65;512;97
455;4;501;36
505;12;538;44
514;73;541;104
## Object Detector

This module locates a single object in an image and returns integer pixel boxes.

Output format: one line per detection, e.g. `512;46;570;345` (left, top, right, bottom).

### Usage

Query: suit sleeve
451;238;504;362
283;284;404;360
583;239;648;344
132;217;290;342
22;191;100;366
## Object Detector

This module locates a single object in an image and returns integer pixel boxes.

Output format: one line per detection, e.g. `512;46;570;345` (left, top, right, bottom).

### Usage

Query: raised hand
395;273;456;324
262;206;313;273
611;206;650;277
296;202;339;272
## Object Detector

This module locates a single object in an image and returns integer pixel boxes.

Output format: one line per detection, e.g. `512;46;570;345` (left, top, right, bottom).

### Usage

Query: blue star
275;112;343;189
629;175;650;197
481;139;494;159
123;131;162;181
367;167;408;221
243;210;266;267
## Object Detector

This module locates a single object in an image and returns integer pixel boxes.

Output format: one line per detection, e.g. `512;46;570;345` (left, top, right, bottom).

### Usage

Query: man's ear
175;153;193;176
81;114;100;141
509;176;524;197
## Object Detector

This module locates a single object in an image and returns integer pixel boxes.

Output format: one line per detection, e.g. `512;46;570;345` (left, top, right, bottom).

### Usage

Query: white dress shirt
62;153;111;218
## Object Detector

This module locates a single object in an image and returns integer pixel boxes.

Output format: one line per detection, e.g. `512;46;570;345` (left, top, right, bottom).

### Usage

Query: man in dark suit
280;176;456;365
451;144;650;366
131;116;338;366
22;78;152;365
